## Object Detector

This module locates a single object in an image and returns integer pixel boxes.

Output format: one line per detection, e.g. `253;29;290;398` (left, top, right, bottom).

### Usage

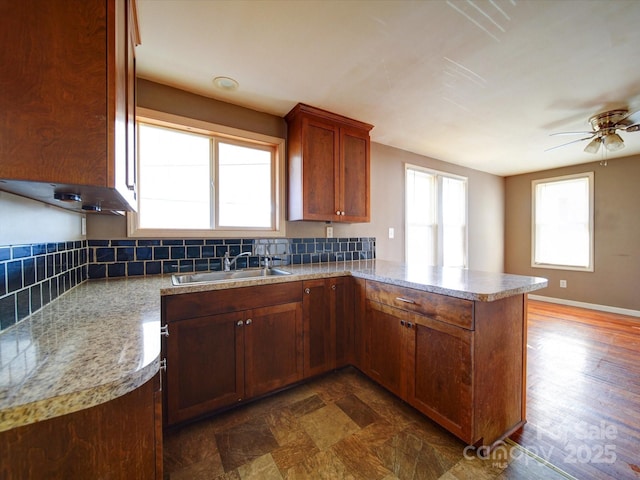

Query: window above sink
127;108;286;239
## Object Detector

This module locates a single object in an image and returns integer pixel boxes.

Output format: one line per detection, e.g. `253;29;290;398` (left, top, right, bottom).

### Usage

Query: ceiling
135;0;640;177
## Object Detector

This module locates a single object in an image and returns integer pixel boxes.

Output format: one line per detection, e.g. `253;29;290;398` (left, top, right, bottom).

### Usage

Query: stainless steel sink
171;268;291;285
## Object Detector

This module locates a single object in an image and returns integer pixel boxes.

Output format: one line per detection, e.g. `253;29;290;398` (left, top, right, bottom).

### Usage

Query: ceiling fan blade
549;131;595;136
545;135;596;152
621;123;640;133
618;109;640;126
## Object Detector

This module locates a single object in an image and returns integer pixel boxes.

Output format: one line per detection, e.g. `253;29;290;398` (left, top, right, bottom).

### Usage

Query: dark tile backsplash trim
0;241;87;331
0;237;375;332
87;237;376;278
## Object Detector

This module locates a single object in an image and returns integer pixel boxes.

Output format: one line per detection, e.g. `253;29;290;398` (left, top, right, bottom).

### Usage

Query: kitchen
1;1;640;479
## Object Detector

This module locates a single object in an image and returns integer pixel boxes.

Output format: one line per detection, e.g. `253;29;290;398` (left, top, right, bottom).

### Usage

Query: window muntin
129;109;284;238
532;172;594;271
405;165;467;268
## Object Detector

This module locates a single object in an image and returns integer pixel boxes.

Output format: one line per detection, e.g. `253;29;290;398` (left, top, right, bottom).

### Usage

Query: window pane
406;169;436;265
217;142;273;228
534;176;591;268
406;167;467;268
442;177;466;267
138;124;211;229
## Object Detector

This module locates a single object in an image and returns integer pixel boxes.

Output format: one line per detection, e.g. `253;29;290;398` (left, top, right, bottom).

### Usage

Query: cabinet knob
336;210;341;215
407;322;414;329
236;320;243;327
331;284;337;290
341;211;345;216
400;320;406;327
246;319;252;325
304;288;311;294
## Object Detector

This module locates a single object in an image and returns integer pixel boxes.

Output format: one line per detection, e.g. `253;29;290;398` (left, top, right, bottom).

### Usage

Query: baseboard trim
528;294;640;318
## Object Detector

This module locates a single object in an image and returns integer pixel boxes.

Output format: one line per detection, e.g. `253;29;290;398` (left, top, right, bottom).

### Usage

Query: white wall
0;191;85;245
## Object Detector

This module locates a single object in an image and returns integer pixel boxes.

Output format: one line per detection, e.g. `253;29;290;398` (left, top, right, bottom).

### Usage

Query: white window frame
404;164;468;268
127;108;286;238
531;172;594;271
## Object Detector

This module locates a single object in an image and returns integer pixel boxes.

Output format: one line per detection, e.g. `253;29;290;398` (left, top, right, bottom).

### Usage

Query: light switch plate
388;227;395;239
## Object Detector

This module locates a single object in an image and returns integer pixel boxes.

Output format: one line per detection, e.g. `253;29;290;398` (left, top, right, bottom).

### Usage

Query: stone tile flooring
164;368;574;479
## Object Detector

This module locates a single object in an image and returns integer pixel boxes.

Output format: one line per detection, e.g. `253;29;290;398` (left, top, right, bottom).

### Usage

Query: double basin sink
172;267;292;286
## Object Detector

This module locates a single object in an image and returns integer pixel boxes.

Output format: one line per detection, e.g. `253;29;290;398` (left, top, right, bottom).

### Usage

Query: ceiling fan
547;108;640;153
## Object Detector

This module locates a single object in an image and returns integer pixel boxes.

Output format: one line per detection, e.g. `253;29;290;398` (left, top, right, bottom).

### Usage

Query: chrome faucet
223;251;252;271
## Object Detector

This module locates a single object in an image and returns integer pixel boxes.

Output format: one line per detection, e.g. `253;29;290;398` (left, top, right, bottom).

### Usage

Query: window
532;172;594;271
128;109;285;237
405;165;467;268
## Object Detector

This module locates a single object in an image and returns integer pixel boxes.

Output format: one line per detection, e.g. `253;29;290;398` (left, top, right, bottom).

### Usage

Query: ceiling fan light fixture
603;133;625;151
584;137;601;154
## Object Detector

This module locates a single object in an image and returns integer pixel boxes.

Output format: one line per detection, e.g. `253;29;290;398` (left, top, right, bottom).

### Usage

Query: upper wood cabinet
0;0;138;213
286;104;373;222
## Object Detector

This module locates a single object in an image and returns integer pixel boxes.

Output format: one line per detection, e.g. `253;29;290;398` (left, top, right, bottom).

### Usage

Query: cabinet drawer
365;281;473;329
164;281;302;322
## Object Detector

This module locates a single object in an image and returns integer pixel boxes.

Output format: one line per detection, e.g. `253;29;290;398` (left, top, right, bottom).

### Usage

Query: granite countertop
163;259;548;302
0;275;170;433
0;259;547;433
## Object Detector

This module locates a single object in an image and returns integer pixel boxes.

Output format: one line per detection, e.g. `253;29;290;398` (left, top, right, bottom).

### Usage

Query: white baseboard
528;294;640;319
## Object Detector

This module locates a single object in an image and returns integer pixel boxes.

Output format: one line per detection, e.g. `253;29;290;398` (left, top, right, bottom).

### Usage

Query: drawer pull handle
395;297;416;304
160;325;169;337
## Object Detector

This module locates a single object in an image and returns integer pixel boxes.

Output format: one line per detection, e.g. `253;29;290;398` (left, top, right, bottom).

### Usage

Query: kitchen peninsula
0;259;546;478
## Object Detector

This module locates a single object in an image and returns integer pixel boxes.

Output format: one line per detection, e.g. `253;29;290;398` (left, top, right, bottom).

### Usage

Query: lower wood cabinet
0;374;162;480
162;277;525;447
364;301;409;398
364;280;526;446
302;277;353;378
162;282;303;427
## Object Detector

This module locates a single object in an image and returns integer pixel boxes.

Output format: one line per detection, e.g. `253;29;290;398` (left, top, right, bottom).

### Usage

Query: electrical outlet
325;226;333;238
560;280;567;288
388;227;395;239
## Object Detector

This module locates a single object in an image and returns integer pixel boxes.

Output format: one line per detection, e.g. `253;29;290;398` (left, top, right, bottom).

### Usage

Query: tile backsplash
0;237;375;332
0;242;87;331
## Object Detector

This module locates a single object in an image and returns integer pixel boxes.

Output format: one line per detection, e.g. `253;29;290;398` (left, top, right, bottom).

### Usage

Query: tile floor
163;368;573;479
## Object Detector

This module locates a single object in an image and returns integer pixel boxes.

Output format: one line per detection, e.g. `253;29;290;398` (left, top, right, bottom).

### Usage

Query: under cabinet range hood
0;179;132;214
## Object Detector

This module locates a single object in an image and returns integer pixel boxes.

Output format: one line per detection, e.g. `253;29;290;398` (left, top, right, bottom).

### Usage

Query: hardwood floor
511;300;640;480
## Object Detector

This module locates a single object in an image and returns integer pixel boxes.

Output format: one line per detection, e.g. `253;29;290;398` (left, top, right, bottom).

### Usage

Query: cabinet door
364;301;407;398
0;0;107;186
340;126;370;222
302;279;334;377
301;117;340;220
333;276;354;368
165;312;245;426
244;302;304;398
409;318;473;442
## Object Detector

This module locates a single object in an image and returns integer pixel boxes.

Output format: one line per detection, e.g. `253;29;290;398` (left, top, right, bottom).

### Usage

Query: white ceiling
135;0;640;176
